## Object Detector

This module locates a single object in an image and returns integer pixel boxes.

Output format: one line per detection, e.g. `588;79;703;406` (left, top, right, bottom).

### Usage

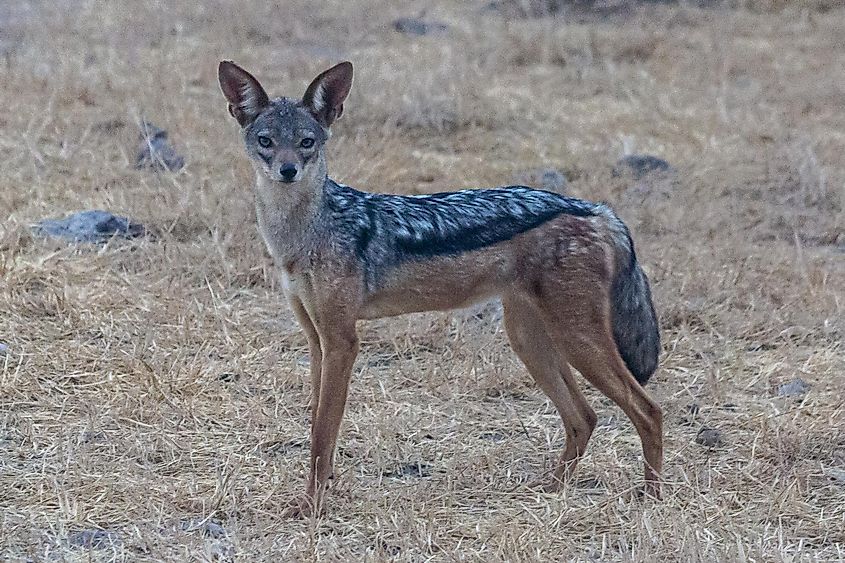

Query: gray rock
34;210;146;243
67;529;120;549
484;0;567;18
392;17;448;36
136;121;185;171
379;541;402;557
597;415;617;428
218;372;240;383
203;521;227;539
479;430;508;442
613;154;672;180
35;210;144;242
777;378;811;397
383;462;432;478
695;427;723;448
263;439;305;456
80;431;107;444
575;477;603;490
181;518;227;539
92;118;126;134
825;467;845;484
0;343;7;356
513;167;568;194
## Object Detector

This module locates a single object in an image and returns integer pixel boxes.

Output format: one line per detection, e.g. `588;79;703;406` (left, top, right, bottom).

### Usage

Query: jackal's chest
279;269;299;296
277;260;317;301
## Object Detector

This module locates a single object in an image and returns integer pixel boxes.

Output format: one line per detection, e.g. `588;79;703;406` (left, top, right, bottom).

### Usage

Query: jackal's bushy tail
610;229;660;386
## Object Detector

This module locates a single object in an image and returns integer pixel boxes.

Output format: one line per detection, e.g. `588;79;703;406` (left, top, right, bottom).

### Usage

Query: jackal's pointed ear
218;61;270;127
302;61;353;128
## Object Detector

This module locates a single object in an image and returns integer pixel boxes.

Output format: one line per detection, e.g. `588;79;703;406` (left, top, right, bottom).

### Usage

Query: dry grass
1;0;844;561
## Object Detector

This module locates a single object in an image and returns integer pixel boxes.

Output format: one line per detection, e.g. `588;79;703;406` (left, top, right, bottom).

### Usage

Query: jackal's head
218;61;353;185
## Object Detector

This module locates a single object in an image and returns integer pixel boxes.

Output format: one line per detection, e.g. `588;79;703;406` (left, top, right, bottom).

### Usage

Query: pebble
67;529;120;549
612;154;672;180
383;462;432;478
136;120;185;172
695;426;723;448
392;17;448;36
777;378;811;397
513;167;567;194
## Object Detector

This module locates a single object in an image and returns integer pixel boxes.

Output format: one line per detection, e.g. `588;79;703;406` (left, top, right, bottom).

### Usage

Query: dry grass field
1;0;844;561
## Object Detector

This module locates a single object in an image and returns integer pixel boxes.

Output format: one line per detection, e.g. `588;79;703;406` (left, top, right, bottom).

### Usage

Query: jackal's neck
253;171;327;261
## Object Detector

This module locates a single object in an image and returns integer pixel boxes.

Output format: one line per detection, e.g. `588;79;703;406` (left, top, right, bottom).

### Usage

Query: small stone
92;118;126;134
777;378;811;397
612;154;672;180
67;529;120;549
201;521;227;539
208;543;235;560
835;233;845;253
180;518;227;539
383;462;432;478
218;372;240;383
0;343;7;356
825;467;845;484
596;415;617;428
136;120;185;172
81;431;107;444
484;0;566;18
392;17;448;36
575;477;603;490
34;210;146;243
378;540;402;557
263;439;305;456
513;167;568;194
695;427;723;448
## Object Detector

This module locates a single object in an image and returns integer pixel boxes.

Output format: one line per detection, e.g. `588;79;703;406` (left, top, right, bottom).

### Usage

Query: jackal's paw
526;475;565;493
282;494;323;519
638;482;662;501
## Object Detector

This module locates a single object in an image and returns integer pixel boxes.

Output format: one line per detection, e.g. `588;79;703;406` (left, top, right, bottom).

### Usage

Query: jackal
219;60;662;517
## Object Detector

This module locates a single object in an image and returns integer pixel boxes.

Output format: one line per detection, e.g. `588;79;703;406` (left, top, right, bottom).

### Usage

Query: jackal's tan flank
219;60;663;517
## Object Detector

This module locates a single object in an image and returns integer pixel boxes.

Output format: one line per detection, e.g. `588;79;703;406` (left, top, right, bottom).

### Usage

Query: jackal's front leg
309;328;358;488
289;297;322;424
284;316;359;518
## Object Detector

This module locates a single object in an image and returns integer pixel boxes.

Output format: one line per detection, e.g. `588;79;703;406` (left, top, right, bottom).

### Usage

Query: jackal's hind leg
502;297;597;492
542;305;663;497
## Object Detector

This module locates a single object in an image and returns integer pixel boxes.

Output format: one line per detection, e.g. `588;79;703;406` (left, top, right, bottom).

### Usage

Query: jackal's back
324;180;600;263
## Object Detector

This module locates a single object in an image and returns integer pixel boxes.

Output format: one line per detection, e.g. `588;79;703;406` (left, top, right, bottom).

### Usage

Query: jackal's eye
299;138;315;149
257;135;273;148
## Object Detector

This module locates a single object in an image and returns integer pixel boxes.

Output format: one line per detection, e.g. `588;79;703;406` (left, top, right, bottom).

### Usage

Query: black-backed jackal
219;60;662;517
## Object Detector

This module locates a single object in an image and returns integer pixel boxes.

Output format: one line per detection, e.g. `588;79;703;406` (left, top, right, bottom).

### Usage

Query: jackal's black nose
279;163;298;182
